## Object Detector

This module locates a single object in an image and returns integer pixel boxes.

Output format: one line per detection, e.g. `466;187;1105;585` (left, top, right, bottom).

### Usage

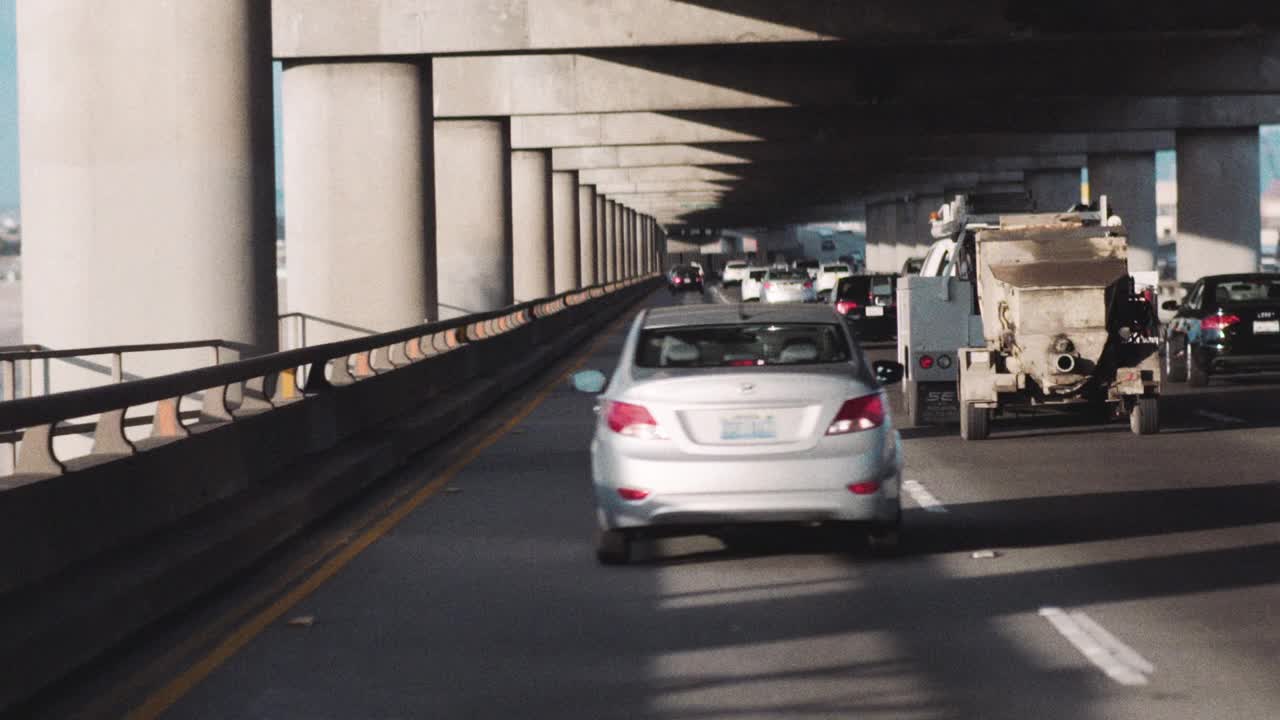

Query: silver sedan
574;305;905;564
760;268;818;303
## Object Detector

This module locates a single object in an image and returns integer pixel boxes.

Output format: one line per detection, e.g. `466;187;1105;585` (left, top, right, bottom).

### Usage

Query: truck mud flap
908;381;959;425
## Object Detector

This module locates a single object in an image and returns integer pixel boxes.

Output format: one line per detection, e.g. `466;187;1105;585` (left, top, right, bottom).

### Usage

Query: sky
0;0;17;211
0;1;1277;214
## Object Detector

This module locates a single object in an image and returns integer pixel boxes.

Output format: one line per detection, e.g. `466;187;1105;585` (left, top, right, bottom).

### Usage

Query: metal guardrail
0;277;649;478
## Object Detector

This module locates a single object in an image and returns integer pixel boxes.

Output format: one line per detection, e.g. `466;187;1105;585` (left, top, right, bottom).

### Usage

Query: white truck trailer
955;201;1162;439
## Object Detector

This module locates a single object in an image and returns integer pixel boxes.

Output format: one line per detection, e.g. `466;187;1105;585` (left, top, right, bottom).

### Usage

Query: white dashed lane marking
1196;409;1246;425
902;479;948;513
1039;607;1155;686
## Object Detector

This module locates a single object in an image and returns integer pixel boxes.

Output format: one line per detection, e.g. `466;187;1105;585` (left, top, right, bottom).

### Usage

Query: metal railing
0;277;649;478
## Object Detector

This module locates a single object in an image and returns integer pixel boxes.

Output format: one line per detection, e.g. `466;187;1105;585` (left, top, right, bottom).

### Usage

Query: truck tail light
919;355;935;370
826;394;885;435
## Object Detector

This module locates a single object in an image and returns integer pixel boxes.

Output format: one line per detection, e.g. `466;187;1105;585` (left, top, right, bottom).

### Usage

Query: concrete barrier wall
0;278;657;714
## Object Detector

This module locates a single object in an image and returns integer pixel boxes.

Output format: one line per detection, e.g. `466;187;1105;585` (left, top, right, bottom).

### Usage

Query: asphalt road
37;285;1280;720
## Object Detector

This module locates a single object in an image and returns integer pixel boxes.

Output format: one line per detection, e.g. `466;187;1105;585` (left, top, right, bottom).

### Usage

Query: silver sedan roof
642;304;842;329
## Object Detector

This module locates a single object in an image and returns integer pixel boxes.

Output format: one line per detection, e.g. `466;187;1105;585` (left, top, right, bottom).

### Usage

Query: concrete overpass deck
29;288;1280;720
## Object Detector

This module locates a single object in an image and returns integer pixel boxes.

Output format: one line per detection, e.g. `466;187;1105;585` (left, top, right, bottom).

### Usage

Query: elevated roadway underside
28;289;1280;720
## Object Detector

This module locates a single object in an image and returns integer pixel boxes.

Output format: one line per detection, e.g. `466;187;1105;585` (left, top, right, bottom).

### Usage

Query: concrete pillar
1176;128;1261;282
646;217;654;274
1088;152;1157;272
865;203;898;273
1027;168;1082;212
511;149;554;301
284;61;434;345
613;202;625;280
18;1;277;370
603;199;617;282
626;208;637;278
595;195;607;283
578;184;598;286
891;202;917;270
551;170;580;292
435;119;513;317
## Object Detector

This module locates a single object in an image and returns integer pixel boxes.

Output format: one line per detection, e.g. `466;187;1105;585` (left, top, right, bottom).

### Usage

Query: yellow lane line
124;309;635;720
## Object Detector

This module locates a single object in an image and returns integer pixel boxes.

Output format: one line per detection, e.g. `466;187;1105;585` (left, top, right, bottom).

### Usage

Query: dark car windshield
636;323;853;368
766;270;808;281
1208;276;1280;304
836;277;871;300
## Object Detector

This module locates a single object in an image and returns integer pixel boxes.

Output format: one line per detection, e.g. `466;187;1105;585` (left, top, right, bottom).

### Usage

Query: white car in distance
722;260;750;286
815;263;853;297
740;267;770;301
761;268;818;304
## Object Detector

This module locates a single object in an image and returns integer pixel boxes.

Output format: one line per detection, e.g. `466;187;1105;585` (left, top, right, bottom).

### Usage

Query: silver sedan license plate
1254;320;1280;334
721;414;777;440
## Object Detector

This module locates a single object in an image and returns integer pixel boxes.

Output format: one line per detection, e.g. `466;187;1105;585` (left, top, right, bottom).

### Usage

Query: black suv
1164;273;1280;386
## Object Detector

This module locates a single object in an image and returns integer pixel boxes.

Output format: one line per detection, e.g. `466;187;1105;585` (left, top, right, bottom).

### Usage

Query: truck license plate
865;306;884;317
1254;320;1280;334
721;415;777;440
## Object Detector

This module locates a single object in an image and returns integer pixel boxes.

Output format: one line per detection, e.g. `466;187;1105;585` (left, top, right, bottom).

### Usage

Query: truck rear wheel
1130;397;1159;435
959;402;990;441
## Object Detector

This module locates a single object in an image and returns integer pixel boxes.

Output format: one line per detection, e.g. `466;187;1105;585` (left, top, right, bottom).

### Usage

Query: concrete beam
436;37;1280;117
273;1;1021;58
551;133;1174;170
511;96;1280;149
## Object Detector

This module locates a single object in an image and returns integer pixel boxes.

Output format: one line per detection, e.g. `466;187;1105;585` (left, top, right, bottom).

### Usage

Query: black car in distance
831;274;898;340
667;264;704;293
1164;273;1280;386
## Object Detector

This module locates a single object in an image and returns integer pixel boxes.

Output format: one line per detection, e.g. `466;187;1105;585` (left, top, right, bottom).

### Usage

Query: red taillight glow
835;300;859;315
728;359;760;367
617;488;650;501
763;282;773;290
803;280;814;289
1201;314;1241;331
847;481;881;495
918;355;935;370
673;277;683;284
826;394;886;435
606;401;666;439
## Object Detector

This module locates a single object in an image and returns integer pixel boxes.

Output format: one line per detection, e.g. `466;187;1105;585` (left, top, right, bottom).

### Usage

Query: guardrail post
330;356;358;385
201;385;234;422
15;424;65;476
91;409;136;456
1;359;13;401
151;397;190;440
273;367;301;402
370;346;394;372
110;353;123;383
236;376;275;415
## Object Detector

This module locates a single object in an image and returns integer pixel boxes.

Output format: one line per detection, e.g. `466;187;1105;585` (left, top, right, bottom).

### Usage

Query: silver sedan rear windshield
636;323;852;368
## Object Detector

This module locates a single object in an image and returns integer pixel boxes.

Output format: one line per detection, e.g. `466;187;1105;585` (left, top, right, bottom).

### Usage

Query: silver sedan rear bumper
593;445;901;530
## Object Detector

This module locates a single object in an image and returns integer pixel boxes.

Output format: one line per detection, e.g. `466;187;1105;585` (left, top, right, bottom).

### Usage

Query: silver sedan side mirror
571;369;608;393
